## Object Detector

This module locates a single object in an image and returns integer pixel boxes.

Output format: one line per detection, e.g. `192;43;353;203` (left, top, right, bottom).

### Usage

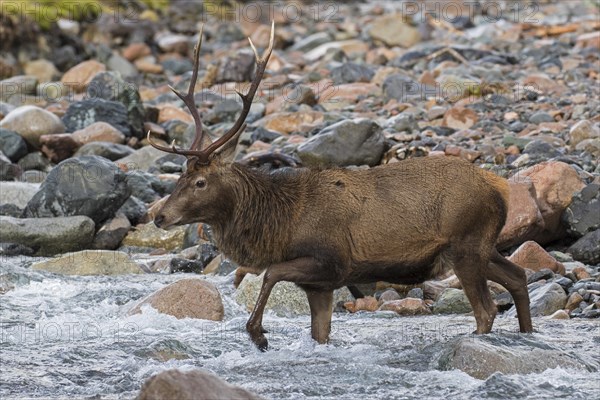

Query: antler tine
147;130;180;154
168;24;207;153
199;21;275;160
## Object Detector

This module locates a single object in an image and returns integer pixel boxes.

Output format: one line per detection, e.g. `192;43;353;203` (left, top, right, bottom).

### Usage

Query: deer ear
213;123;246;164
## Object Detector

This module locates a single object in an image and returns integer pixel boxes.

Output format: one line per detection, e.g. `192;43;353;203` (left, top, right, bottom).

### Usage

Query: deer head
148;23;275;229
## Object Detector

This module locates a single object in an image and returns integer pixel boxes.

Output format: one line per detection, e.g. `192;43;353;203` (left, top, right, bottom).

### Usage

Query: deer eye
195;179;206;188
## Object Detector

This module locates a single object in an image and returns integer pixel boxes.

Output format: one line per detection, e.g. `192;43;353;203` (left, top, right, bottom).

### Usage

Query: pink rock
498;181;545;249
442;106;478;130
157;105;193;124
72;121;126;144
129;278;224;321
260;111;324;134
61;60;106;93
344;296;379;313
122;42;151;61
508;241;566;275
378;298;431;315
509;161;585;241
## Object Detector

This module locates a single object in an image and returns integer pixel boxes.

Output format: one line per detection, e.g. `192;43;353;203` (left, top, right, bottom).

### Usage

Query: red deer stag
148;23;533;351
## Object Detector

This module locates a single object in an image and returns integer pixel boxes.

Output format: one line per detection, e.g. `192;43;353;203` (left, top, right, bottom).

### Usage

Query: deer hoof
251;333;269;352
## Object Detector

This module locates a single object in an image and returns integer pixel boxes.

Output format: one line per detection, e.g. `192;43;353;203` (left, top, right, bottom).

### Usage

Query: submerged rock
130;278;223;321
0;215;95;256
0;242;34;257
136;369;263;400
437;334;592;379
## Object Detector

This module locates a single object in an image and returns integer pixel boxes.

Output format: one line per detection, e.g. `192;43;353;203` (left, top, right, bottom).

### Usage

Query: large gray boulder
22;155;130;225
137;369;263;400
568;229;600;265
297;119;384;167
0;215;95;256
563;183;599;237
437;334;592;379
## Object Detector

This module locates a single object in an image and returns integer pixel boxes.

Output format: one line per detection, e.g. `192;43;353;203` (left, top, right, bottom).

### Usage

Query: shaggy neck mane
213;163;305;268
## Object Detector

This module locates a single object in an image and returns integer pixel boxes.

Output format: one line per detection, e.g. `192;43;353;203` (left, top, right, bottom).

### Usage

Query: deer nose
154;214;165;228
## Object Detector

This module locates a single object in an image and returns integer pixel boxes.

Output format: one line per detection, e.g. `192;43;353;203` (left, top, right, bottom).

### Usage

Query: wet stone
197;242;219;268
0;242;34;256
527;268;555;284
169;258;204;274
0;204;23;218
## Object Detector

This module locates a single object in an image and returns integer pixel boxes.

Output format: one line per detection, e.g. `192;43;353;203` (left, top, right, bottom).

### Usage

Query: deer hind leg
304;288;334;344
449;245;497;334
486;249;533;333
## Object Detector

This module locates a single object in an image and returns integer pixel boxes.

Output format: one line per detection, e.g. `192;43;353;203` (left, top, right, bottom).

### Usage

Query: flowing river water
1;256;599;399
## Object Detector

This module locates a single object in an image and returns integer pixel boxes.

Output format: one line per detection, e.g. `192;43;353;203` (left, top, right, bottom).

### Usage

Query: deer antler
148;22;275;165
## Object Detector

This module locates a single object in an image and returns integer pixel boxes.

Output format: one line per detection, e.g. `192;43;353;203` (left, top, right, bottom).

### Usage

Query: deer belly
348;259;437;285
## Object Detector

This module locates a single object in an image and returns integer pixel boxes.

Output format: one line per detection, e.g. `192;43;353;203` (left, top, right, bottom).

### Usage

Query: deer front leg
305;289;334;344
246;257;339;351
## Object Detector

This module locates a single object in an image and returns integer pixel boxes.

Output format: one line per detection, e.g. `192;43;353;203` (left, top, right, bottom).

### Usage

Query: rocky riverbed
1;0;599;399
